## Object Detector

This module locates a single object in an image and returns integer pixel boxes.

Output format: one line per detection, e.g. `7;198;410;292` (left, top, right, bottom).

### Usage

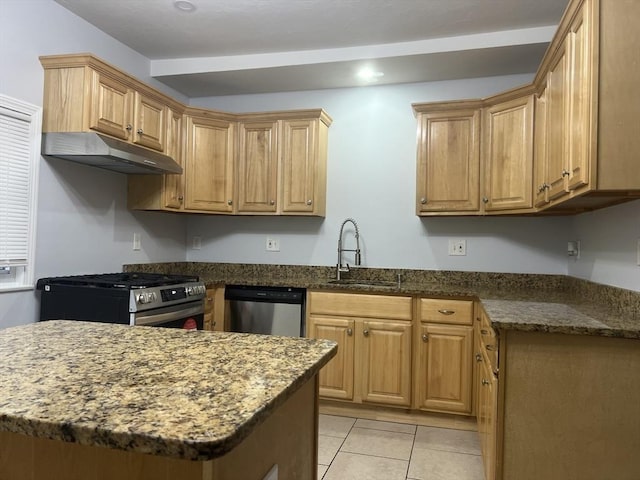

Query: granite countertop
0;321;337;460
125;263;640;339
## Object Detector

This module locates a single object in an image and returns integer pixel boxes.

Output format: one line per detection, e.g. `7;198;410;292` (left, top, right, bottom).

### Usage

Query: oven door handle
135;302;204;327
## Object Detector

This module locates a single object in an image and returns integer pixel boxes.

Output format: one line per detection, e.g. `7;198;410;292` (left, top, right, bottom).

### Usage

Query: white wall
186;78;571;274
0;0;188;327
568;199;640;291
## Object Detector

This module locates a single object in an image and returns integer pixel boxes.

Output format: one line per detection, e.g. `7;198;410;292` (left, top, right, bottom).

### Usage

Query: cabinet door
237;121;278;213
164;109;185;209
360;320;412;407
280;119;317;213
567;3;594;192
307;316;355;400
88;70;132;141
483;95;534;211
478;354;497;480
533;85;549;207
416;323;473;413
132;92;166;152
184;116;235;212
416;110;480;213
545;40;571;200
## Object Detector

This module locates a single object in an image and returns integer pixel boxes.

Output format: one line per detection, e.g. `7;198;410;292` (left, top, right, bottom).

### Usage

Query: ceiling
55;0;569;97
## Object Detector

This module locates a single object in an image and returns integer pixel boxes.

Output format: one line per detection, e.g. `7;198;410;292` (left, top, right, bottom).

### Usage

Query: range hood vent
41;132;182;175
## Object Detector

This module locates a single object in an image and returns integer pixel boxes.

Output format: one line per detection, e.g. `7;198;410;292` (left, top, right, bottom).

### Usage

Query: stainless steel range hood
42;132;183;175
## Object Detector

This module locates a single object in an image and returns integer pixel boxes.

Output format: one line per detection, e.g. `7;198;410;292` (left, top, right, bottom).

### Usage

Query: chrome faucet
336;218;361;280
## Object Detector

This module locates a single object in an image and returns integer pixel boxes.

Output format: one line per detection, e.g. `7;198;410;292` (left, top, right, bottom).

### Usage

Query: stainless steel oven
37;273;206;330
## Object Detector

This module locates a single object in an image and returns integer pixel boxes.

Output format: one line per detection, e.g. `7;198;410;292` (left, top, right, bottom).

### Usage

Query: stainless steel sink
326;279;398;288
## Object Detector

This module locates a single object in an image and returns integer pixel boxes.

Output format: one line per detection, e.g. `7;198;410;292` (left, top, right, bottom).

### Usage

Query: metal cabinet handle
482;379;490;386
422;333;428;342
178;196;184;201
438;309;455;315
270;200;275;206
306;199;312;205
420;197;427;204
126;124;132;131
537;184;545;193
475;353;482;362
347;328;353;336
363;329;369;337
482;196;489;204
137;128;144;135
562;169;570;177
227;200;233;206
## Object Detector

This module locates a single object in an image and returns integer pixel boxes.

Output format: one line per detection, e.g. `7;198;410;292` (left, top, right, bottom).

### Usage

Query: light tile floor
318;414;484;480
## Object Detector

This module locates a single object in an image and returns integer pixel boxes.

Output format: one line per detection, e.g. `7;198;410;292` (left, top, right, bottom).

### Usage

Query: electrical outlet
192;236;201;250
133;233;141;251
448;239;466;256
266;237;280;252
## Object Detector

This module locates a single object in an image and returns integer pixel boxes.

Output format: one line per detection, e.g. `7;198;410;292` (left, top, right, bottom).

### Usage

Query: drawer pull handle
475;353;482;362
422;334;428;342
486;345;496;351
482;379;491;386
438;309;455;315
363;329;370;337
347;328;353;336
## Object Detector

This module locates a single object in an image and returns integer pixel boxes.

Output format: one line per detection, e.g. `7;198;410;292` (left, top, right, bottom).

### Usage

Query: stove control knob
149;292;157;302
137;293;148;304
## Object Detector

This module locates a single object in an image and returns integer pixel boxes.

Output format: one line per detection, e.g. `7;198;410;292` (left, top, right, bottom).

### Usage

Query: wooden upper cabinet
280;117;329;216
163;109;185;209
184;113;235;213
544;40;571;201
566;2;593;192
40;56;168;154
533;85;550;208
482;92;534;212
132;91;166;152
237;120;279;213
236;112;331;216
414;103;482;215
88;70;132;141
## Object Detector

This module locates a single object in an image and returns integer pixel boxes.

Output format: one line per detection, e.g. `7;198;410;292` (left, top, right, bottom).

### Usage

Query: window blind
0;95;41;288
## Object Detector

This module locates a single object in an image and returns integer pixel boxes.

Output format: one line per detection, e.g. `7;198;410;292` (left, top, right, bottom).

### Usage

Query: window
0;95;41;291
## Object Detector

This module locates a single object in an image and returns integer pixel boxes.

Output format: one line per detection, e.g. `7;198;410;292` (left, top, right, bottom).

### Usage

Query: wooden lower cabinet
306;316;355;400
307;291;413;407
415;298;475;414
203;286;225;332
477;352;497;480
414;323;473;413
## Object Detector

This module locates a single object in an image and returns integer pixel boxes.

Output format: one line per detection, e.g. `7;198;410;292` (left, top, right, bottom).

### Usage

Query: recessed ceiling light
174;0;196;12
357;68;385;83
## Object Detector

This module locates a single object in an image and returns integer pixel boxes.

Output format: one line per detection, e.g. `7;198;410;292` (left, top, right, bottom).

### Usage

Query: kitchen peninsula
0;321;337;480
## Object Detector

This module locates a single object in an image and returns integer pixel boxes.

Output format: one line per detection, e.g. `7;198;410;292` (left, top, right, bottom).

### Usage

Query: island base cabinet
0;378;319;480
497;331;640;480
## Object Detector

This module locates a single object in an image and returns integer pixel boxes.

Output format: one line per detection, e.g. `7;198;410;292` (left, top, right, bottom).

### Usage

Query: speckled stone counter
0;321;337;461
125;262;640;340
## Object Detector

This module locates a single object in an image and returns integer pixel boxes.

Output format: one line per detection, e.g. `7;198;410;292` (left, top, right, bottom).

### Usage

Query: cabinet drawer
308;291;412;321
419;298;473;325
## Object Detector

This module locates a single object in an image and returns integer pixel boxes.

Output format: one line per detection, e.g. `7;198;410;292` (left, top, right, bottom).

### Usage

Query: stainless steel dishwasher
224;285;306;337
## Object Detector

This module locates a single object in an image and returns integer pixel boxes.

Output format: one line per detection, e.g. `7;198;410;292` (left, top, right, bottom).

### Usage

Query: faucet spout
337;218;361;280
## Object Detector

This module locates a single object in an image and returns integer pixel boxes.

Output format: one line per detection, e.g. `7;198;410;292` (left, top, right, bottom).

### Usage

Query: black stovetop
36;272;199;290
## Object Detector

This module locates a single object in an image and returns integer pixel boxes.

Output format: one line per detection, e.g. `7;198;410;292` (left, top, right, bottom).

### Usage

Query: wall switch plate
266;237;280;252
448;239;466;256
192;236;201;250
132;233;141;251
